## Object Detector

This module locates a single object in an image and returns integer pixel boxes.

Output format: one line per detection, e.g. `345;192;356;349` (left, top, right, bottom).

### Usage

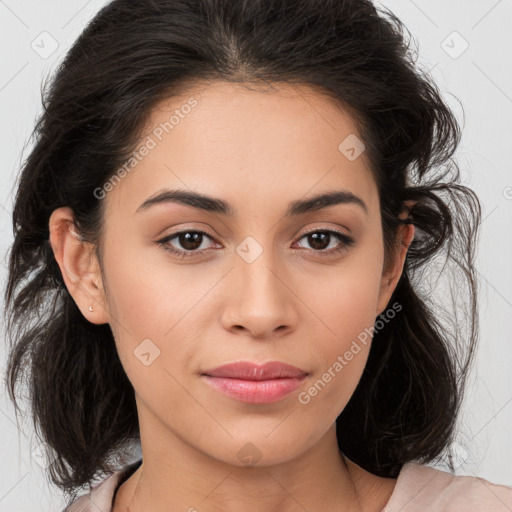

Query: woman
4;0;511;511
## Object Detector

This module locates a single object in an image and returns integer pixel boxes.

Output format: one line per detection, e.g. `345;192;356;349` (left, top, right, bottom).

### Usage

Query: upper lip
202;361;309;380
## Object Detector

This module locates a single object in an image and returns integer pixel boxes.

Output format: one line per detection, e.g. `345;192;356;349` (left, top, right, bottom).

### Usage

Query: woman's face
91;80;410;466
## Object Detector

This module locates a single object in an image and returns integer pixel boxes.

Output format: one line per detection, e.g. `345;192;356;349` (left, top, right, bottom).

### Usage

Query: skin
49;80;414;512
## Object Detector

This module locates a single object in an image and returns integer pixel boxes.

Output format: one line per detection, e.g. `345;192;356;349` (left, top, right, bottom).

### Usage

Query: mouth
202;360;309;380
200;361;309;404
201;375;308;404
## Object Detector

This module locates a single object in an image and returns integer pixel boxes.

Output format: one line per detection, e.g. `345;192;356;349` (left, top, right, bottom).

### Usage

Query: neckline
380;461;425;511
108;458;414;511
111;459;143;509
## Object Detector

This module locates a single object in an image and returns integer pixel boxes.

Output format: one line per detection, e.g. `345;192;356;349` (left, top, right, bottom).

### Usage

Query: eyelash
155;228;355;259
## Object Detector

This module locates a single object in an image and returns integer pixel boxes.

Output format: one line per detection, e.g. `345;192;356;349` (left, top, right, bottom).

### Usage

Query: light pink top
63;460;512;511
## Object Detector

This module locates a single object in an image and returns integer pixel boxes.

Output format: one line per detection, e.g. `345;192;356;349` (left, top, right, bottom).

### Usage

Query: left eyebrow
135;188;368;217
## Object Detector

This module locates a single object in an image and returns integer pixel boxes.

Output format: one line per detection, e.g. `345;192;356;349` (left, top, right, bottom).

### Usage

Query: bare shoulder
382;461;512;511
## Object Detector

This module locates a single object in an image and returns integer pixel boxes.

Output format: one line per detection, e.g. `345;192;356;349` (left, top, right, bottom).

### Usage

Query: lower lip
201;375;308;404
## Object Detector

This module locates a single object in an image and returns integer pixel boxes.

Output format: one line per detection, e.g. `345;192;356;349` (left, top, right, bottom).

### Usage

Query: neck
116;423;367;512
114;398;397;512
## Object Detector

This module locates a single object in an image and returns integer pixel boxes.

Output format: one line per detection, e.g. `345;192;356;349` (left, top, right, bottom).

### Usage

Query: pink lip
201;361;309;404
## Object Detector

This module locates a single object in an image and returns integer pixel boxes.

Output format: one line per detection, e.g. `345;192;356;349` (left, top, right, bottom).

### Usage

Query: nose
220;244;298;340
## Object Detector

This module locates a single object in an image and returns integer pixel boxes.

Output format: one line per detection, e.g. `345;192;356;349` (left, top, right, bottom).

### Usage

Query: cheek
299;249;384;402
316;280;376;379
102;235;204;334
101;240;210;384
309;250;384;342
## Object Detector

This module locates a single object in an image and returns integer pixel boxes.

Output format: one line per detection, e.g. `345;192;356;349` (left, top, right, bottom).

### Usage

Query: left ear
376;202;415;317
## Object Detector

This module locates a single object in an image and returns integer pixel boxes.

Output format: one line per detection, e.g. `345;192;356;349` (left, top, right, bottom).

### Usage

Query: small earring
88;305;94;312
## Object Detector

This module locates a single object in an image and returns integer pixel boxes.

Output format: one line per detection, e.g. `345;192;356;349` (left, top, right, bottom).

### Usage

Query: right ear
48;207;109;325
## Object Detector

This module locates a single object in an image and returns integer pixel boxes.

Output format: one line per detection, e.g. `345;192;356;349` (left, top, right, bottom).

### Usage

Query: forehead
146;79;365;144
105;80;378;219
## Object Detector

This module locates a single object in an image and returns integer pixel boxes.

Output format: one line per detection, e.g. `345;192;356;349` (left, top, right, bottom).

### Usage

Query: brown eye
305;232;330;250
156;230;218;259
294;229;354;255
175;232;204;251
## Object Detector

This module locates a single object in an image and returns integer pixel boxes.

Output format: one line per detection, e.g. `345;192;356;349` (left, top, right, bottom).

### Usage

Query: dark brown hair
4;0;481;499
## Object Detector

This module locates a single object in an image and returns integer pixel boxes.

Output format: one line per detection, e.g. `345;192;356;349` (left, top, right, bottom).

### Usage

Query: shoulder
61;460;142;512
383;461;512;512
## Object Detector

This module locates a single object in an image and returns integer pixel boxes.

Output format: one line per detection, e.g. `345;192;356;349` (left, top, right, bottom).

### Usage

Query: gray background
0;1;511;510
